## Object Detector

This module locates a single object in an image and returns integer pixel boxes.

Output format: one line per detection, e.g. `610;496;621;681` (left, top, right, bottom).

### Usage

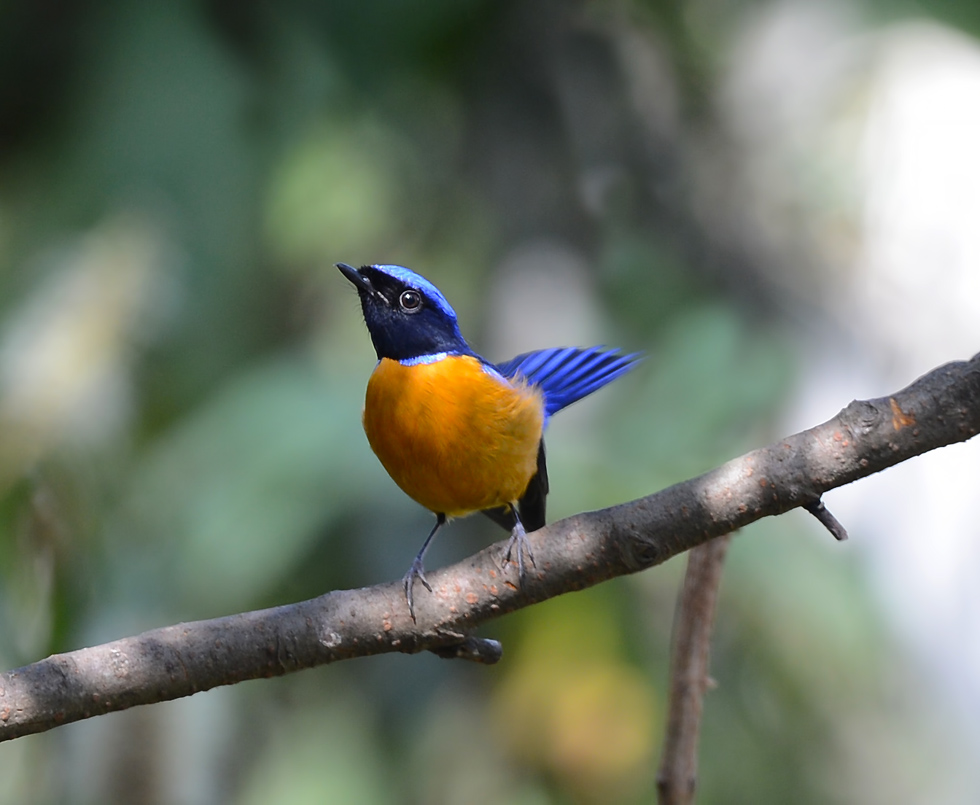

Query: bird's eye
399;289;422;312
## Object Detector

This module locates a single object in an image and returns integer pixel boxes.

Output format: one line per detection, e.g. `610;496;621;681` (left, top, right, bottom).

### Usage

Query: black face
337;263;471;362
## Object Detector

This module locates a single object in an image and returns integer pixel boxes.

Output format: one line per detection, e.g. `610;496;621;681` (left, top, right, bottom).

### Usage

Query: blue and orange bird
338;263;640;619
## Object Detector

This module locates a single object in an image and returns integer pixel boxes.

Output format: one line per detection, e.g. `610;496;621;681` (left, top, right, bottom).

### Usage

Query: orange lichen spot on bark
890;398;917;431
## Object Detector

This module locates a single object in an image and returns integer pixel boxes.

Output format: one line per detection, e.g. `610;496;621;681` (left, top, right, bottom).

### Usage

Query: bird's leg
502;509;535;588
403;513;446;622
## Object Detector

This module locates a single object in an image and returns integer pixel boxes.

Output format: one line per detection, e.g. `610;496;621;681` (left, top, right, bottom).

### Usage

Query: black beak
336;263;375;294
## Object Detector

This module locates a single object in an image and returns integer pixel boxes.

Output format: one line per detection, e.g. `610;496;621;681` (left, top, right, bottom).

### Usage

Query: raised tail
495;346;642;418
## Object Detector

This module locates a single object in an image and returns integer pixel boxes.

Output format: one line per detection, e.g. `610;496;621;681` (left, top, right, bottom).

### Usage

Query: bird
338;262;640;620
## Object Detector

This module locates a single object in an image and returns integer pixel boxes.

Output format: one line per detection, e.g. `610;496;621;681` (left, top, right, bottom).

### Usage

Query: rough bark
0;352;977;742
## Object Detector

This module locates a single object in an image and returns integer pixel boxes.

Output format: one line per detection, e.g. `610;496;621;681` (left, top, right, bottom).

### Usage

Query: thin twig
428;635;503;663
804;499;849;541
0;352;977;741
656;536;731;805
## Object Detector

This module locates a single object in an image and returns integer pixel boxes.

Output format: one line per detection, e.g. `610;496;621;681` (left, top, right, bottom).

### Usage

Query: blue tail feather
495;346;641;418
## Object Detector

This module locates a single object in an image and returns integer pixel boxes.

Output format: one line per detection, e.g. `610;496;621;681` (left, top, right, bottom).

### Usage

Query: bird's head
337;263;470;362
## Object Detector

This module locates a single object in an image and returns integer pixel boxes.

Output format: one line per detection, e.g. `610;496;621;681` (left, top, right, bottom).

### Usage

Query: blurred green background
1;1;978;803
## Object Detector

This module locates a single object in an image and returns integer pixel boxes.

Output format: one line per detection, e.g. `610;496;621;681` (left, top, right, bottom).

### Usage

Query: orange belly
362;356;545;517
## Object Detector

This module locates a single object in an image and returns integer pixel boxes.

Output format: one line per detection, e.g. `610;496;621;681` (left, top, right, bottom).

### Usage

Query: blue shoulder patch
399;351;450;367
371;265;458;321
479;360;511;385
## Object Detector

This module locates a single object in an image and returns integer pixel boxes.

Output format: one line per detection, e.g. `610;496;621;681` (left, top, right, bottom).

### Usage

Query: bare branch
804;499;849;541
0;352;977;742
657;536;731;805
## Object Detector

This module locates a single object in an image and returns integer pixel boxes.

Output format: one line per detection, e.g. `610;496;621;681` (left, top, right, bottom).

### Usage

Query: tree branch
1;352;978;742
657;536;731;805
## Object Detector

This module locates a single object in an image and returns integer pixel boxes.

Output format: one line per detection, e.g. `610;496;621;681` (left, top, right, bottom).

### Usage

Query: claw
403;514;445;622
502;520;535;588
402;557;432;622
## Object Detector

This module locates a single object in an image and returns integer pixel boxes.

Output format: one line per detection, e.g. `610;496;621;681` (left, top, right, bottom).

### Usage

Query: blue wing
495;346;641;418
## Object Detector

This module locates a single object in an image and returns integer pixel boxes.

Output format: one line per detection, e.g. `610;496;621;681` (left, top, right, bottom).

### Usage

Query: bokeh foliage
0;1;964;802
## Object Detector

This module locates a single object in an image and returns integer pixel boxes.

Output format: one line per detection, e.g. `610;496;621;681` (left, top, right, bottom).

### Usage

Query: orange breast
362;356;545;517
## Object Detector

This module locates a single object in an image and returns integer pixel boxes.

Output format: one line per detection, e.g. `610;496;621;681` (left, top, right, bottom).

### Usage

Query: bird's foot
503;522;535;588
403;557;432;623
